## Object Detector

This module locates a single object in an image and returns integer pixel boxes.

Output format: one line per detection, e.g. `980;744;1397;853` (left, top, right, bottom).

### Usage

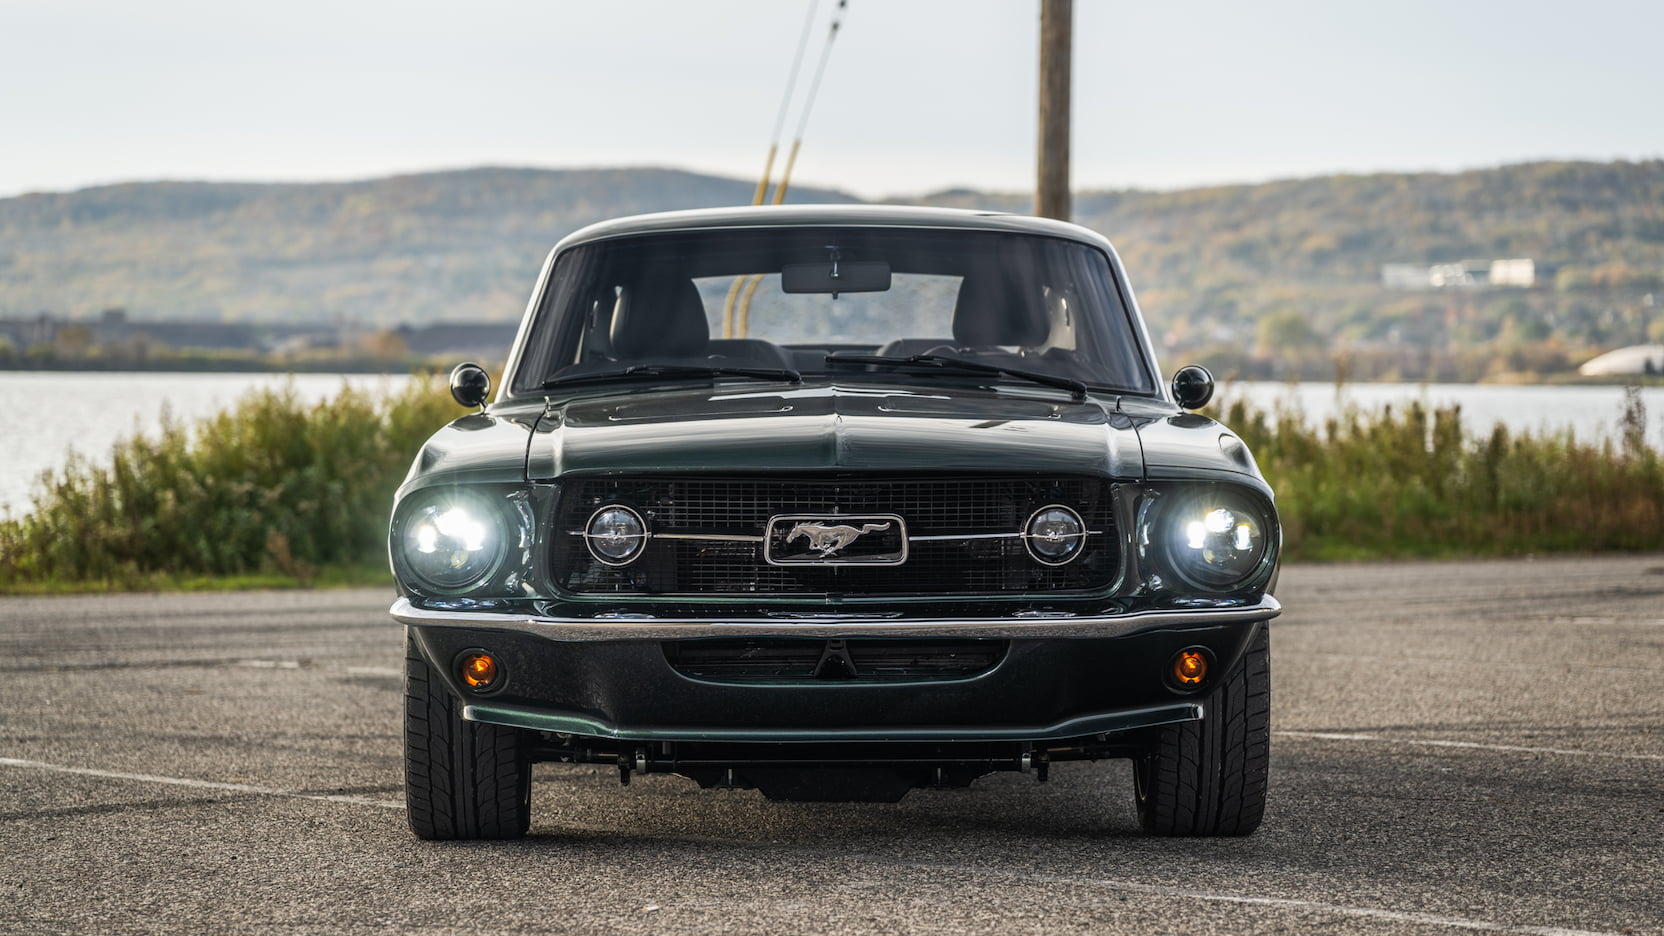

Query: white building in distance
1382;259;1536;290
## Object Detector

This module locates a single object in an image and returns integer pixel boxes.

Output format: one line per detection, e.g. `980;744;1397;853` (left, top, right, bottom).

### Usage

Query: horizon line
4;155;1662;204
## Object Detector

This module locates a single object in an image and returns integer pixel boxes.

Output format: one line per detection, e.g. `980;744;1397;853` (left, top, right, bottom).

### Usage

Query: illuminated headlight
585;505;648;566
1025;504;1086;565
399;494;507;592
1161;491;1268;589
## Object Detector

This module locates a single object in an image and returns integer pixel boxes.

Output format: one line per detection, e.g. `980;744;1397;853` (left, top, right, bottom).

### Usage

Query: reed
1218;386;1664;559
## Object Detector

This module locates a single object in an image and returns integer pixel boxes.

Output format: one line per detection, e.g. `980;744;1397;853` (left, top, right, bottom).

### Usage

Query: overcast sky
2;0;1660;200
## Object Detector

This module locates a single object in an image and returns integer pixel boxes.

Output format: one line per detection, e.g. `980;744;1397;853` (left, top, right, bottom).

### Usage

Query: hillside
916;161;1664;378
3;161;1661;378
0;168;857;325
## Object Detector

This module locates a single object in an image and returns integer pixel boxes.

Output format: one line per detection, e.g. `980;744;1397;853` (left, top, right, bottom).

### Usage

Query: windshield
511;226;1157;396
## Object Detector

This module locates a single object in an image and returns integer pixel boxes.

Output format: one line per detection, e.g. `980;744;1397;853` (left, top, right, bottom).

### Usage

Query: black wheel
1134;623;1270;836
404;631;532;840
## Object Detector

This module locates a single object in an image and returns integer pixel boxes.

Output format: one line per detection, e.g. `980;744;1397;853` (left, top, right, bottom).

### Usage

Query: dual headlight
396;492;511;594
394;487;1269;595
1143;486;1273;592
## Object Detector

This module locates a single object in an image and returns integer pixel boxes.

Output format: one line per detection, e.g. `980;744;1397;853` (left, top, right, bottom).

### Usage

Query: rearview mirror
781;260;891;295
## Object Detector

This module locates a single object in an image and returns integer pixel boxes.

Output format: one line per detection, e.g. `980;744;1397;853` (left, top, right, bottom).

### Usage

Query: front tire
1134;623;1270;836
404;632;532;840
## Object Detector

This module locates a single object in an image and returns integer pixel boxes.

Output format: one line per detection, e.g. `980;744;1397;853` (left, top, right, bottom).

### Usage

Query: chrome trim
390;595;1280;641
460;700;1205;743
570;529;1105;545
567;530;767;543
907;530;1102;543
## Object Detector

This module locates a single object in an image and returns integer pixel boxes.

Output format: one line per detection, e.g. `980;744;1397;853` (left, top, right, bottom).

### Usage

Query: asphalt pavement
1;556;1661;935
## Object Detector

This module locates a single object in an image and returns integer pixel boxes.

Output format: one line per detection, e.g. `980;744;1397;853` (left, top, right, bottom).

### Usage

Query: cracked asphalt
1;555;1661;935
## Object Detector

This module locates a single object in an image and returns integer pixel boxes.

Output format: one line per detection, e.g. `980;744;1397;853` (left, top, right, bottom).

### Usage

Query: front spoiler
460;699;1204;743
390;595;1281;641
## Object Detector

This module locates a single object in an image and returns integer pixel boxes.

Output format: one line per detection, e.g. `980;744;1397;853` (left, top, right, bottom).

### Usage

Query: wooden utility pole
1036;0;1072;221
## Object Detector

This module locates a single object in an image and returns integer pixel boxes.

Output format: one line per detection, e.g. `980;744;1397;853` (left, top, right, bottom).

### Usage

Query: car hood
527;382;1144;478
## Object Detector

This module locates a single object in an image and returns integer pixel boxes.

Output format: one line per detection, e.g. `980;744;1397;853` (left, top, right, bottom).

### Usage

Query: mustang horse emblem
785;521;893;557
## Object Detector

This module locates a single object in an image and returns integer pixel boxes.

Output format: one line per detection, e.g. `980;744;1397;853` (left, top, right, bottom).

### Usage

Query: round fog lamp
1171;649;1209;688
458;651;500;692
1025;505;1086;565
586;505;648;566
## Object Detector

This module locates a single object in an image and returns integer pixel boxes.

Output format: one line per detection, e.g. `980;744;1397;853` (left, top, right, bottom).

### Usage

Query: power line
727;1;849;338
771;0;846;205
744;0;821;208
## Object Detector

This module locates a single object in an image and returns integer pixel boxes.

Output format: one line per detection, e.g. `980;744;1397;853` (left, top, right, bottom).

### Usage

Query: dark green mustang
389;206;1279;839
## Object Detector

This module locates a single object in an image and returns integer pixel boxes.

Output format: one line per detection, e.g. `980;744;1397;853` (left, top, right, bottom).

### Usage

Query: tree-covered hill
0;168;858;325
3;160;1661;378
915;161;1664;378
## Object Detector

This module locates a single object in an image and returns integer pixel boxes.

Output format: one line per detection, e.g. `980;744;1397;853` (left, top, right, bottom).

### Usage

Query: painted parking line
927;867;1624;936
0;755;1631;936
0;757;403;810
1276;731;1664;762
1297;649;1662;675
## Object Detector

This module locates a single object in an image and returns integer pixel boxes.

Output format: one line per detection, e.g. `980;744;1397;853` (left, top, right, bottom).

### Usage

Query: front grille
552;475;1118;597
665;638;1007;683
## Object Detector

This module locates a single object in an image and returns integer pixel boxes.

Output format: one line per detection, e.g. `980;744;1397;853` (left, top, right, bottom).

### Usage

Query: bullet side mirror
1171;364;1214;411
449;362;491;410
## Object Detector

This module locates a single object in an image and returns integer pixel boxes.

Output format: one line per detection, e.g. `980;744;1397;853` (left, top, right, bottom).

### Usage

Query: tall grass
0;379;1659;592
0;375;456;590
1218;386;1664;559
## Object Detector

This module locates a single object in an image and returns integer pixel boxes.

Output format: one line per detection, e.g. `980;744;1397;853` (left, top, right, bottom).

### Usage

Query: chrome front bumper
390;595;1280;641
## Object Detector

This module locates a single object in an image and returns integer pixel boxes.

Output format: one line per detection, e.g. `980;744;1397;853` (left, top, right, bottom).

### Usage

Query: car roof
553;204;1116;254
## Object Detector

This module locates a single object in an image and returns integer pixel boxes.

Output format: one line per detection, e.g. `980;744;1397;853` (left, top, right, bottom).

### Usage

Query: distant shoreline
0;357;450;375
3;360;1654;386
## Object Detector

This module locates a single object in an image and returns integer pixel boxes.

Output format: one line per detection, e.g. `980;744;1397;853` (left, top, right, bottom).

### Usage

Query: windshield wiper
824;352;1088;400
541;363;803;390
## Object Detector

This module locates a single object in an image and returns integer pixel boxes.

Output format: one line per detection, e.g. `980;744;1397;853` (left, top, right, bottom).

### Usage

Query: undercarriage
532;735;1152;802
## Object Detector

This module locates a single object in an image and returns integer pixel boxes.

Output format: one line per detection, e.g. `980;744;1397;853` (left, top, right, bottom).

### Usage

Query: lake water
0;372;1660;517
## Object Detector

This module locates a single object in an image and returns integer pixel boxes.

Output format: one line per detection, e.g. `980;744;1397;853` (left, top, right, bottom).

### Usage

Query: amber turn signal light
459;651;500;692
1172;649;1208;687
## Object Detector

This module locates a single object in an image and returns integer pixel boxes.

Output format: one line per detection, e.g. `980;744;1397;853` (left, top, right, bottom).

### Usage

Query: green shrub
1218;387;1664;559
1;379;1658;591
0;375;456;589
